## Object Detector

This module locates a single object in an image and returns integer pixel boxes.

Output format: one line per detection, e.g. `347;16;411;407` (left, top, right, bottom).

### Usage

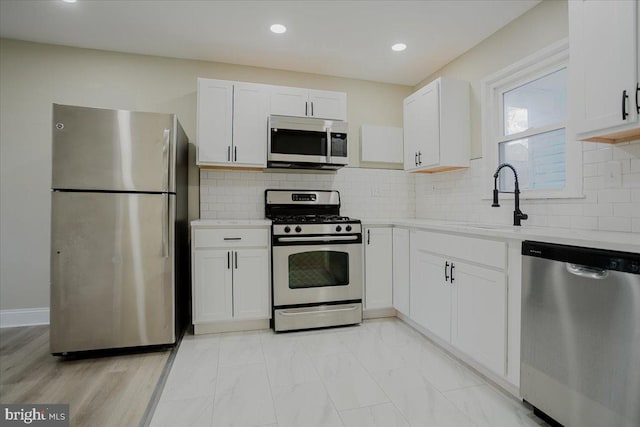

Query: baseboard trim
193;319;270;335
363;307;396;319
0;307;50;328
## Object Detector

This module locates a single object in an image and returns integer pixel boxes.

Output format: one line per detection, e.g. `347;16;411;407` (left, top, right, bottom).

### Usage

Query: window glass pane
288;251;349;289
503;68;567;136
499;128;566;191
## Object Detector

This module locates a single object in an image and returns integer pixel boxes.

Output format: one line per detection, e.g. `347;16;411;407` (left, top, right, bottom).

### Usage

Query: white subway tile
613;203;640;218
583;148;612;164
598;216;631;232
598;189;631;204
622;173;640;188
632;218;640;233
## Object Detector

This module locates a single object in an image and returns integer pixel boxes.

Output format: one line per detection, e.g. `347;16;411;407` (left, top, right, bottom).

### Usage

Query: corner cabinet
569;0;640;143
409;230;507;377
270;86;347;121
191;222;271;334
363;226;393;313
197;78;269;168
403;77;470;173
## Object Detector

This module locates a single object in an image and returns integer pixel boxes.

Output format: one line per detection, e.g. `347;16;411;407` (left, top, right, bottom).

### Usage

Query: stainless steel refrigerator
50;104;189;355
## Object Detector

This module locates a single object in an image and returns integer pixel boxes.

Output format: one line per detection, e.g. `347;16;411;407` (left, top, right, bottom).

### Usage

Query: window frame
481;39;583;200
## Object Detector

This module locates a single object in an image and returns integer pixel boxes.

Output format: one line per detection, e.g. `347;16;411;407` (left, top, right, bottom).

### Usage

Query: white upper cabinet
403;77;470;173
270;86;347;121
197;78;269;168
197;79;233;165
569;0;640;143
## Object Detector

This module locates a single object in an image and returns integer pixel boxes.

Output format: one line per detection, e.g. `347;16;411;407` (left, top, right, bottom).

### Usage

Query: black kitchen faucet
492;163;528;226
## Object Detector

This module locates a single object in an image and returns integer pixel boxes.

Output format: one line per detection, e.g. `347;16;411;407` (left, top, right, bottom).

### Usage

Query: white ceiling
0;0;540;86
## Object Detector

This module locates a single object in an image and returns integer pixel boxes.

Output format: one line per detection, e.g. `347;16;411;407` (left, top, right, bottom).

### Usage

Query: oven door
272;238;363;307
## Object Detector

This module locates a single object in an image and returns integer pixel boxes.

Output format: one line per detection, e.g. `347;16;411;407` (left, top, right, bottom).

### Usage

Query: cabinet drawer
194;228;268;248
411;230;505;270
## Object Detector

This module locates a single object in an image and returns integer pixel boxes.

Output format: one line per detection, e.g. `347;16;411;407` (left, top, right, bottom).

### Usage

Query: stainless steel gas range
265;190;363;332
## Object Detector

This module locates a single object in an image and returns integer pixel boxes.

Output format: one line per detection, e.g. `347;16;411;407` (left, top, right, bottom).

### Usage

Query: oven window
288;251;349;288
271;129;327;156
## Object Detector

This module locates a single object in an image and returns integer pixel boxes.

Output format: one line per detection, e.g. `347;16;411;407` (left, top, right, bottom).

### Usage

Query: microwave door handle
326;128;331;163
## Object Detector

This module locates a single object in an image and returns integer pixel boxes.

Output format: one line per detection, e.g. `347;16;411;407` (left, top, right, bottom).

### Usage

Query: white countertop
362;218;640;253
191;219;271;228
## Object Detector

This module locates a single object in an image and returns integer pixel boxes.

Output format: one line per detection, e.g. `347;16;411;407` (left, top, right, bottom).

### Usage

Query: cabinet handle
227;146;231;162
305;101;308;116
445;261;449;282
636;83;639;114
234;251;238;269
450;262;455;283
311;101;314;116
367;229;370;245
415;152;418;166
227;251;230;269
622;90;629;120
223;237;242;241
418;151;422;165
234;146;237;162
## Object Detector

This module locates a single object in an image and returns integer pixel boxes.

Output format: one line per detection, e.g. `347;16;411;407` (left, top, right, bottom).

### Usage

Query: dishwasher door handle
566;263;609;279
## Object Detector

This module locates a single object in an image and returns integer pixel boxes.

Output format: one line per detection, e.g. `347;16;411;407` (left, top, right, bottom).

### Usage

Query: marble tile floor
150;318;548;427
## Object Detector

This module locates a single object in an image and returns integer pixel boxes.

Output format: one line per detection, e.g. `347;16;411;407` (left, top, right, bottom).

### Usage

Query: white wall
0;38;411;312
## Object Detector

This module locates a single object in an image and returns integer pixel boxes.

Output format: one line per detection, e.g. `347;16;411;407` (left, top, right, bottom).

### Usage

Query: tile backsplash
200;167;416;220
200;140;639;233
415;140;640;233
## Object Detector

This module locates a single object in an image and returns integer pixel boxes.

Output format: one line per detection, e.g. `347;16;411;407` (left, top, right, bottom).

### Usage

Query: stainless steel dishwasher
521;241;640;427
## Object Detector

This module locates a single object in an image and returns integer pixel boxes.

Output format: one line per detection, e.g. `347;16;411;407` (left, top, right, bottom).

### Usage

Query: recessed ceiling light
270;24;287;34
62;0;77;3
391;43;407;52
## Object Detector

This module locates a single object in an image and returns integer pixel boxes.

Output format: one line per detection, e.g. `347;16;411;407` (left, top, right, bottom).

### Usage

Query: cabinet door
233;83;269;167
197;78;233;164
364;227;393;310
410;248;451;341
570;0;638;135
232;249;270;320
308;89;347;120
392;228;410;316
270;86;309;117
403;82;440;171
451;261;506;376
417;80;441;168
403;93;420;170
193;249;233;323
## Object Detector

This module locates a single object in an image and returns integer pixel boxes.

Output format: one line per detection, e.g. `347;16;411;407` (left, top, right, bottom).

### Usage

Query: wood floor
0;325;171;427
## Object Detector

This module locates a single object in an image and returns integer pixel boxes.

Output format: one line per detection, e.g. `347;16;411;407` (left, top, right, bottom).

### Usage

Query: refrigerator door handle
162;129;171;190
162;194;169;258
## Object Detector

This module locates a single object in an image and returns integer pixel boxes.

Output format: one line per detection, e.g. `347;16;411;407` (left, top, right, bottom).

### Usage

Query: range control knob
295;226;302;233
336;225;342;232
346;225;352;232
284;226;291;233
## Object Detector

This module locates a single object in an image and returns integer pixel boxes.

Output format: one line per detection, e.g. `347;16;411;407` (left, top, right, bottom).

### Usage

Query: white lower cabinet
191;223;270;333
392;228;410;316
363;226;393;310
408;229;508;377
451;261;506;376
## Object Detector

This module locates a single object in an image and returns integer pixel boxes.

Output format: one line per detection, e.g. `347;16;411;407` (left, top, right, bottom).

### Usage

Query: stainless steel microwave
268;115;348;170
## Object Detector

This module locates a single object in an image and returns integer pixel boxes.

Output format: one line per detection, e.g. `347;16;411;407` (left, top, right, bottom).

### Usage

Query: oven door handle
279;305;360;316
276;235;360;243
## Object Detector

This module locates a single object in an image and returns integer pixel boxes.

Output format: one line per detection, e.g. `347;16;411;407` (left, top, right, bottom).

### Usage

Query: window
482;39;582;199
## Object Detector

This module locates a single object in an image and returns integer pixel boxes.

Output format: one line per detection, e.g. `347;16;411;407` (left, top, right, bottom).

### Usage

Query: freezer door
52;104;175;192
50;191;175;353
